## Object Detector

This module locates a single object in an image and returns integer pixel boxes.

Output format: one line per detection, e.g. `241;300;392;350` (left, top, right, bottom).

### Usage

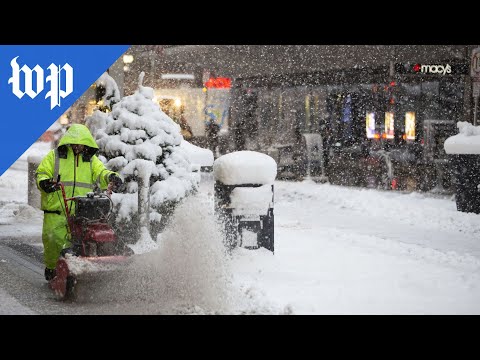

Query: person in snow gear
35;124;123;281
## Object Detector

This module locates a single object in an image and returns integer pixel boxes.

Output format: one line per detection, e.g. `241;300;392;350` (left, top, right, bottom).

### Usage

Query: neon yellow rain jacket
35;124;118;269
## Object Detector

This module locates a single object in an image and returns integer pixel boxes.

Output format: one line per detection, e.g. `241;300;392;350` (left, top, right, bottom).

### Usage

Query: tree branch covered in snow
95;72;121;111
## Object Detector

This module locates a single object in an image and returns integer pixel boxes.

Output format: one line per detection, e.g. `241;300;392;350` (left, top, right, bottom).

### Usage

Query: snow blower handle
54;175;64;194
55;175;73;220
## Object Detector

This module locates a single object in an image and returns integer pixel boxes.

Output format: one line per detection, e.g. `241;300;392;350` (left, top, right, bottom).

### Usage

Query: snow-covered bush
86;72;199;242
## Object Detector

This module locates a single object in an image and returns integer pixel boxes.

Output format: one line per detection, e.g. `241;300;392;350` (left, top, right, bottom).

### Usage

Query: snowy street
1;142;480;314
246;181;480;314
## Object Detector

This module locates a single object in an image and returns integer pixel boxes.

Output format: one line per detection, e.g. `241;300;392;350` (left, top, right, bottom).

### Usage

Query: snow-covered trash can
213;151;277;253
444;121;480;214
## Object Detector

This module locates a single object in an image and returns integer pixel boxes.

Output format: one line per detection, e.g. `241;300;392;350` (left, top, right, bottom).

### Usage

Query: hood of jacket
58;124;99;149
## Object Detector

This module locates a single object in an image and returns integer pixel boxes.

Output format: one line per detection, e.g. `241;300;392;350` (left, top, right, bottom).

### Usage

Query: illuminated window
405;112;416;140
366;112;375;139
385;112;394;139
305;95;311;130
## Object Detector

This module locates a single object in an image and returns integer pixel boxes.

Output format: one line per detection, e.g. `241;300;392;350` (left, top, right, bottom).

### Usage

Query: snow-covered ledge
213;151;277;185
444;121;480;154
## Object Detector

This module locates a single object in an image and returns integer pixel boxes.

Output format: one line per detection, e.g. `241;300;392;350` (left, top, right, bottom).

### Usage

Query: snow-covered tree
86;72;198;242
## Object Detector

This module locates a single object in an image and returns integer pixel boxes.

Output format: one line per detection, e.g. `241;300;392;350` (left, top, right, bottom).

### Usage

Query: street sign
471;47;480;79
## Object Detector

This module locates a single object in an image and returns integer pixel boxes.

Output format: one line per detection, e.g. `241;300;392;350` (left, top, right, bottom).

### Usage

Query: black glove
108;174;123;192
39;179;60;193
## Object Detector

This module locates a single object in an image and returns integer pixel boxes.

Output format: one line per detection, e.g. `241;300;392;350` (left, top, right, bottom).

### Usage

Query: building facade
159;45;476;191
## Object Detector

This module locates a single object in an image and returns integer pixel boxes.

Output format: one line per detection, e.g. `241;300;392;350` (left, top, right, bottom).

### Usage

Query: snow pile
179;140;214;184
0;173;28;203
85;72;198;240
0;203;42;224
213;151;277;185
444;121;480;154
12;204;43;222
180;140;214;167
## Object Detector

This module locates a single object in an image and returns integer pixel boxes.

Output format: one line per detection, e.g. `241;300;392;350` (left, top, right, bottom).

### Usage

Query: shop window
305;95;311;132
405;112;416;140
385;112;394;139
366;112;375;139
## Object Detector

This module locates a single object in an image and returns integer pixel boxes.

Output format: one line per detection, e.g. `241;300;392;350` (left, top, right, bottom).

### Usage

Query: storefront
230;60;469;189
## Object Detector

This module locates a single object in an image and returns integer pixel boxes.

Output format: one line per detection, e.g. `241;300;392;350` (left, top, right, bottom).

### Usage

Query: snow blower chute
48;176;134;301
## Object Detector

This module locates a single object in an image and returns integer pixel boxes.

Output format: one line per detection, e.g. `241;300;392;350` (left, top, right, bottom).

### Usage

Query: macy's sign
413;63;451;75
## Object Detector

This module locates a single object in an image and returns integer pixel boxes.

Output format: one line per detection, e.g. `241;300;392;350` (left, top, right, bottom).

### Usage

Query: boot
44;268;56;281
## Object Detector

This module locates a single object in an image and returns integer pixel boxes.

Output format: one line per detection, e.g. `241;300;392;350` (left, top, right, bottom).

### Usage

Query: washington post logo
8;56;73;110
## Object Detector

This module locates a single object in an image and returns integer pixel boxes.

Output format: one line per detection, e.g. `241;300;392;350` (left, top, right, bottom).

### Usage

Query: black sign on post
471;48;480;125
470;48;480;78
394;63;469;75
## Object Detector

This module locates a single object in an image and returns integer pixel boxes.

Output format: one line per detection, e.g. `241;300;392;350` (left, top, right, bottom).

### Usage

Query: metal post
150;50;155;87
138;176;150;236
474;95;479;126
204;87;209;124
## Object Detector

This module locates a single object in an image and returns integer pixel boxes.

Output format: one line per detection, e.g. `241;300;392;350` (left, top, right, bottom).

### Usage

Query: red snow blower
48;176;133;301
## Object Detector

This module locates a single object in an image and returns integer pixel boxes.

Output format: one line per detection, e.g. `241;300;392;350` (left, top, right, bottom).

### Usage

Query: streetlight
123;54;134;72
59;114;69;125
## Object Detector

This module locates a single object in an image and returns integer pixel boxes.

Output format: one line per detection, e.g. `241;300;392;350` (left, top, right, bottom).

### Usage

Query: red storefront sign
205;77;231;89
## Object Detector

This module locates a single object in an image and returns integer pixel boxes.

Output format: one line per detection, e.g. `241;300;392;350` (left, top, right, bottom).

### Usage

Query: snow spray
85;193;236;314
